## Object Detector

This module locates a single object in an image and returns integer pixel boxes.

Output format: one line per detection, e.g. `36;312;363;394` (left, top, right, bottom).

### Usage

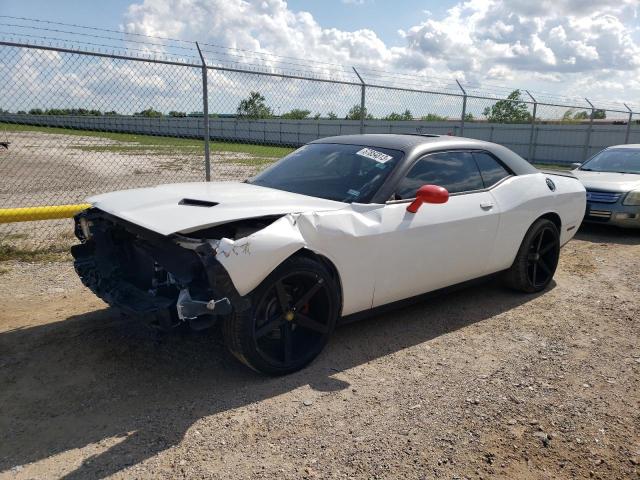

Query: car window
473;151;511;187
250;143;403;203
395;151;484;199
581;148;640;174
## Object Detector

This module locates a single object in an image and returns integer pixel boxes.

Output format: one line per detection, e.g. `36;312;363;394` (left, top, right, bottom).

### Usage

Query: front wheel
504;218;560;293
223;256;339;375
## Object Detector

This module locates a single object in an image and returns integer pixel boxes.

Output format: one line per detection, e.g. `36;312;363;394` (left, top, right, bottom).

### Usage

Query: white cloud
121;0;640;105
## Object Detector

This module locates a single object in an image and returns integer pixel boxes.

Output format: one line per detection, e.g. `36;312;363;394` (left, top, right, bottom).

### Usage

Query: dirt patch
0;224;638;479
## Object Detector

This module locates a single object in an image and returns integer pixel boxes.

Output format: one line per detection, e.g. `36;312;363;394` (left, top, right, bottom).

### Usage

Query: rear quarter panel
488;173;586;272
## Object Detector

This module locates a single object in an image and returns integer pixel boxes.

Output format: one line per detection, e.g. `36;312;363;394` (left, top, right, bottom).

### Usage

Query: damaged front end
71;208;247;330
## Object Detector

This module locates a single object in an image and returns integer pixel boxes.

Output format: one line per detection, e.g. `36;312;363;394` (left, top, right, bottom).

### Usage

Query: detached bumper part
176;288;231;320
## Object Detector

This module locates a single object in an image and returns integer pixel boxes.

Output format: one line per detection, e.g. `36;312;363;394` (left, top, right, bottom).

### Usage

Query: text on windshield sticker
356;147;393;163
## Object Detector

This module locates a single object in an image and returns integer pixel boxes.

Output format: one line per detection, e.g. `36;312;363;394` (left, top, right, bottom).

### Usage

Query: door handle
480;201;494;210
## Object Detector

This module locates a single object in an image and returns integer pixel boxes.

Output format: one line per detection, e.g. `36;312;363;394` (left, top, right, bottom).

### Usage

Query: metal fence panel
0;40;639;254
0;44;204;251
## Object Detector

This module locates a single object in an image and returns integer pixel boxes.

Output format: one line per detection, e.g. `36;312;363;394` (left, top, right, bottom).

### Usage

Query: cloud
402;0;640;74
121;0;640;104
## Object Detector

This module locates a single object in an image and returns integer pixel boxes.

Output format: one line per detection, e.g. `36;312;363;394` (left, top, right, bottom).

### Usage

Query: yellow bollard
0;204;91;223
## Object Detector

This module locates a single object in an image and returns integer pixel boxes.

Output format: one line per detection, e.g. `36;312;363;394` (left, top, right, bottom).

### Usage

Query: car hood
88;182;347;236
572;170;640;192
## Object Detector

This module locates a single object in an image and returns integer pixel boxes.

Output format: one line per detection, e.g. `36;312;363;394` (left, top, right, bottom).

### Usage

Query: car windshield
581;148;640;174
249;143;403;203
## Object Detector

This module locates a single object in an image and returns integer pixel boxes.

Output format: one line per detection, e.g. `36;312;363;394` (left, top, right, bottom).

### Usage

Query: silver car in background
572;145;640;228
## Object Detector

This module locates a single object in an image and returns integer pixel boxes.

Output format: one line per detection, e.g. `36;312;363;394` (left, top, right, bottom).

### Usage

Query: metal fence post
456;79;467;136
583;98;595;161
353;67;366;134
195;42;211;181
525;90;537;162
624;103;633;144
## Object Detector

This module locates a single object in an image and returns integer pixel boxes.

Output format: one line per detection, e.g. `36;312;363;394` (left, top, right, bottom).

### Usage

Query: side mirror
571;162;582;169
407;184;449;213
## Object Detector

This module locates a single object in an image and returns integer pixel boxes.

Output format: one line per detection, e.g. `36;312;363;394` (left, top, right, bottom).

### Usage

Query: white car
72;134;586;375
571;144;640;228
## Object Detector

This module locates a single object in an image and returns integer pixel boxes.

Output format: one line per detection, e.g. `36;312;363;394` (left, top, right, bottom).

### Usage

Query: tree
327;111;337;120
168;111;187;117
281;109;310;120
384;109;413;121
135;108;163;117
593;109;606;120
421;113;447;121
28;108;43;115
482;90;532;123
345;104;373;120
562;109;577;122
463;113;475;122
562;109;606;122
237;91;273;119
313;113;321;120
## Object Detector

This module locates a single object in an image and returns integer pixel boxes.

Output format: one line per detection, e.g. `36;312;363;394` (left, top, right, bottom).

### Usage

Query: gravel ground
0;223;639;479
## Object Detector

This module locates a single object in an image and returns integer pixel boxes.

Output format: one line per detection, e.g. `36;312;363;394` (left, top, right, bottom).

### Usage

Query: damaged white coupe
72;134;586;374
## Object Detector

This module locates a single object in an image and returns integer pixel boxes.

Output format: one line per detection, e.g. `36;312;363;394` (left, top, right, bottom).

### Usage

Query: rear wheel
504;218;560;293
223;256;339;375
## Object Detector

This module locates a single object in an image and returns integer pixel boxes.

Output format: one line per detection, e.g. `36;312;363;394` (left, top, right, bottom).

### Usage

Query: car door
371;150;501;307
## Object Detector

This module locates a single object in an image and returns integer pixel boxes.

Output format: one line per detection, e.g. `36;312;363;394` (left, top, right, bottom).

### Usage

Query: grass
0;122;295;159
0;243;70;263
2;233;29;241
3;122;576;170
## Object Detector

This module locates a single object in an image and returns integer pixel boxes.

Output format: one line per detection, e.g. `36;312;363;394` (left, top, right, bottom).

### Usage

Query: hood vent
178;198;218;208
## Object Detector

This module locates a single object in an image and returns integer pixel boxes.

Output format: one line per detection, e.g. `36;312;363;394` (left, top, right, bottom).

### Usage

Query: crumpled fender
212;214;305;297
212;203;386;316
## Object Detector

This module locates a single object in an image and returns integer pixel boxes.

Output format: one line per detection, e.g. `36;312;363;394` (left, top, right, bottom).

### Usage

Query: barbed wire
0;15;193;44
0;22;195;52
0;15;637;112
0;32;200;63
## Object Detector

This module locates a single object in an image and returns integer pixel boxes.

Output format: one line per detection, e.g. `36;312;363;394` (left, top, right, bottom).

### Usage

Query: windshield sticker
347;189;360;197
356;147;393;163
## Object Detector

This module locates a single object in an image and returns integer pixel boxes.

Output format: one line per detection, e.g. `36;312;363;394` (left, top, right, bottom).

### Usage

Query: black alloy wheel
504;218;560;293
253;271;332;367
526;224;560;289
223;256;339;375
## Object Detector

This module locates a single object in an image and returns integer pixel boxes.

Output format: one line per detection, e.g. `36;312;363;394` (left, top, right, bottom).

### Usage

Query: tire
504;218;560;293
222;256;339;375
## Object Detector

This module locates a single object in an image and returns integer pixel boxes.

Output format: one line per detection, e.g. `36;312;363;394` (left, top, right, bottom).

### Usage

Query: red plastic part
406;184;449;213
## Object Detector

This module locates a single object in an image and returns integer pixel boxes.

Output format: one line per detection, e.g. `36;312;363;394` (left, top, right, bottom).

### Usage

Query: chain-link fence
1;35;639;253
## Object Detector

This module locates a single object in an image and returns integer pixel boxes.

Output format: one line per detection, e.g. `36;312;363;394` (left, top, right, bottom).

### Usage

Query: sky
1;0;639;112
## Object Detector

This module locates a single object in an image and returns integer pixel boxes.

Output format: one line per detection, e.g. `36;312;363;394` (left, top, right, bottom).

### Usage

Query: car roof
606;144;640;150
311;133;449;150
311;134;538;176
